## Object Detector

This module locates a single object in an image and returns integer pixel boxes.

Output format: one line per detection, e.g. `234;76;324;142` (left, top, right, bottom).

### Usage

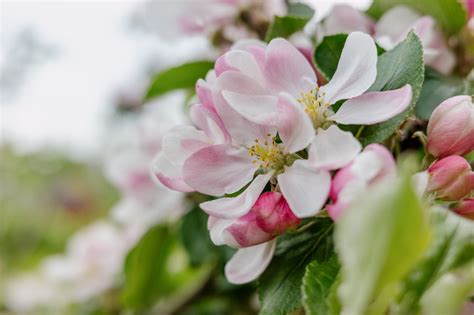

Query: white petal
277;93;315;153
222;90;278;125
308;125;362;170
208;216;240;248
320;32;377;104
200;172;273;219
225;239;276;284
412;171;429;197
329;84;412;125
278;160;331;218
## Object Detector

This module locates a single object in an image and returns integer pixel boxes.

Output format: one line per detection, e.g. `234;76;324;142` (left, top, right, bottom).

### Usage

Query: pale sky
0;0;370;161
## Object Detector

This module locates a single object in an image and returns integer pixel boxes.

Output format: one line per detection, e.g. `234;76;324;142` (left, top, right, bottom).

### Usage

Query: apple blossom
5;274;64;313
454;198;474;220
318;5;455;74
427;95;474;158
193;125;362;219
152;71;232;193
214;32;412;136
327;144;396;220
41;221;136;302
427;155;474;201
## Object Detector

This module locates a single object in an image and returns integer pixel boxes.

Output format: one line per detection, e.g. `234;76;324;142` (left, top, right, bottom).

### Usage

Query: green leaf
415;68;474;120
420;262;474;315
121;225;210;310
314;34;348;81
180;207;220;266
287;2;315;19
396;206;474;313
265;16;310;42
145;61;214;100
302;254;340;315
367;0;468;35
335;168;431;315
356;32;424;145
258;217;334;315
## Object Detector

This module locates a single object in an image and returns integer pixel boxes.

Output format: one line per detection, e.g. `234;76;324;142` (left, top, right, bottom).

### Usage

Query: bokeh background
1;1;402;314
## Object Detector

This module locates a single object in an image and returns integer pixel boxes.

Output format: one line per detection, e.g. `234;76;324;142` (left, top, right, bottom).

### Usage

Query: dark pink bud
427;156;474;201
453;198;474;220
427;95;474;158
253;192;300;235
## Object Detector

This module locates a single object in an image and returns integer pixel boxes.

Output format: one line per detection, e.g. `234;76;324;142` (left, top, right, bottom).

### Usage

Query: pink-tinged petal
183;144;257;196
329;84;412;125
410;16;436;46
224;212;274;247
190;103;229;144
161;126;210;166
152;152;194;193
225;239;276;284
214;72;275;145
222;90;278;125
216;50;265;84
427;95;474;158
308;125;362;170
263;38;316;97
375;6;421;43
277;93;314;153
208;216;240;247
278;160;331;218
327;202;347;221
196;77;216;111
200;172;273;219
320;32;377;104
427;46;456;75
319;4;375;36
359;144;396;182
329;166;355;201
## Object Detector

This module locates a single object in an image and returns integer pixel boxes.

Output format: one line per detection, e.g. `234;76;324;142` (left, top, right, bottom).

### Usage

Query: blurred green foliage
0;145;119;276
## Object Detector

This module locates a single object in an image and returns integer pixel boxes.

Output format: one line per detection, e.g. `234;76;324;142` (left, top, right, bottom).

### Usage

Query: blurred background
0;1;373;314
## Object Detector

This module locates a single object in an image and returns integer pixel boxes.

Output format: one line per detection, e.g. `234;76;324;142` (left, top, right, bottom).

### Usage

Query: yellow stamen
248;134;286;171
297;86;334;129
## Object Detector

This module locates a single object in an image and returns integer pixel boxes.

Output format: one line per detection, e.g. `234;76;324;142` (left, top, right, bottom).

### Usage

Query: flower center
297;86;334;129
248;134;287;172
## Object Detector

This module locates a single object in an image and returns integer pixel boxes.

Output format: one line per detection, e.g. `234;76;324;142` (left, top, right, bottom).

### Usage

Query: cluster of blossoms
153;31;416;283
5;94;190;312
416;95;474;217
140;0;286;47
5;1;474;313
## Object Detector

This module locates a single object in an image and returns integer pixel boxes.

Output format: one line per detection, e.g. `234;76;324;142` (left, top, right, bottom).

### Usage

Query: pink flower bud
427;156;474;201
253;192;300;235
210;192;300;248
453;198;474;220
427;95;474;158
328;144;396;220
